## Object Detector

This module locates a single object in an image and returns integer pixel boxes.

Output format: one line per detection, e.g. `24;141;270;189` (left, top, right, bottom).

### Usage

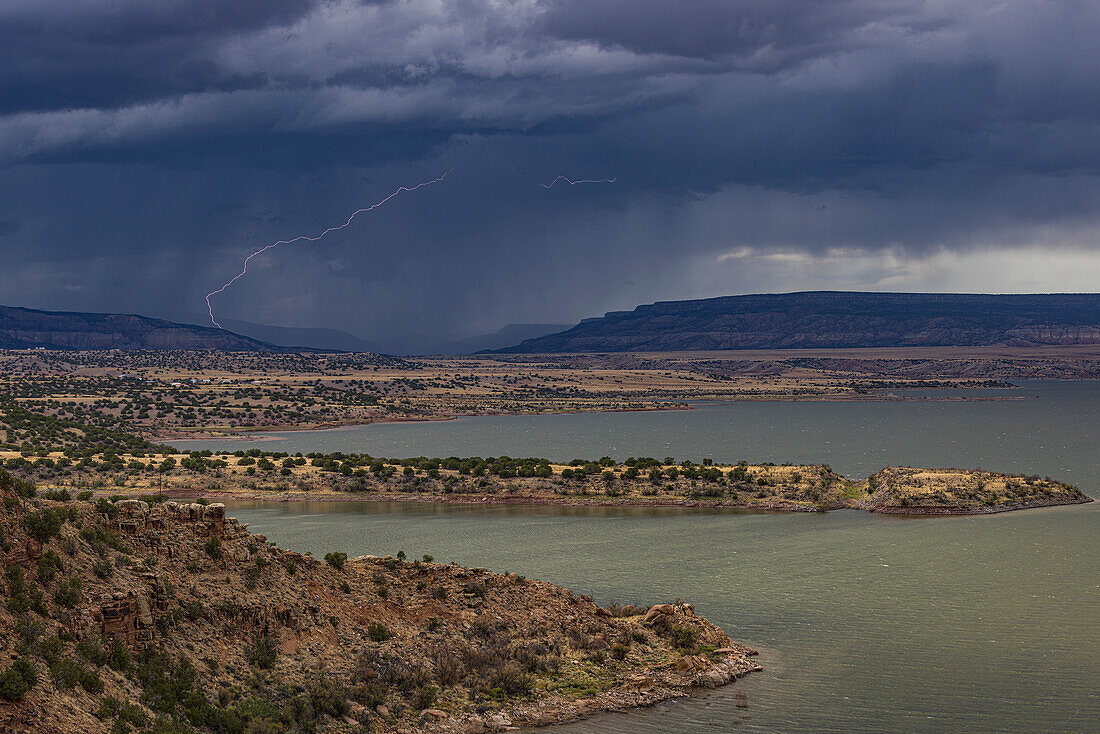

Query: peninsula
3;450;1090;516
0;470;759;733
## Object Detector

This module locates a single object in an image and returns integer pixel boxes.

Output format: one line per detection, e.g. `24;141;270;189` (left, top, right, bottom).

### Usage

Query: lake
176;381;1098;488
179;381;1098;732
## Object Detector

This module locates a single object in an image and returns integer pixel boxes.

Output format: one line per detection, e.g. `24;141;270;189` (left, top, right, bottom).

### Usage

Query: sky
1;0;1098;352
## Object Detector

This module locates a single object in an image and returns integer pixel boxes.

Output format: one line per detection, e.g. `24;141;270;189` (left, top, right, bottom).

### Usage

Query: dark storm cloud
1;0;1098;350
0;1;319;113
539;0;923;66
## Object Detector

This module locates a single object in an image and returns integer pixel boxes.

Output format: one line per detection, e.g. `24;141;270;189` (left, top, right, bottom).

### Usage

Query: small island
0;470;760;733
855;466;1092;514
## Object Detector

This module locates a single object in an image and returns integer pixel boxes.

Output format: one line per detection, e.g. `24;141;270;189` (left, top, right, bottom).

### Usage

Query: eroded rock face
99;592;154;647
112;500;246;545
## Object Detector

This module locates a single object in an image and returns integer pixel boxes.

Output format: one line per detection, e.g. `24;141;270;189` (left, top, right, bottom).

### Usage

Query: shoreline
866;494;1095;515
144;487;1094;516
152;403;695;442
155;391;1028;443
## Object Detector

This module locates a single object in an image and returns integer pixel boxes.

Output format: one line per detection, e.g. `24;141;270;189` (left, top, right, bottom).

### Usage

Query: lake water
180;381;1098;732
177;381;1098;488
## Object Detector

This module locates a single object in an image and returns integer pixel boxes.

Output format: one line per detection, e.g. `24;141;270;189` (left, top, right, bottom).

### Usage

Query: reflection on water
223;500;1100;734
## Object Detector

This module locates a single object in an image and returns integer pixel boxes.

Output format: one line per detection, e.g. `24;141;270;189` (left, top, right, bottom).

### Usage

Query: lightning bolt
540;175;617;189
205;168;453;328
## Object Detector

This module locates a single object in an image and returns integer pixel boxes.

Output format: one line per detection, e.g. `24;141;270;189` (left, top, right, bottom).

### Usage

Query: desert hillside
0;469;758;734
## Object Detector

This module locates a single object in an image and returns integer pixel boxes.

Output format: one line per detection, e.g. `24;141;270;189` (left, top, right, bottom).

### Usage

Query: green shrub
6;565;47;615
76;637;108;666
94;497;119;519
245;635;277;669
204;538;222;560
107;641;130;672
36;549;64;585
414;684;438;709
0;469;37;498
182;600;204;621
367;623;389;642
487;664;533;698
95;695;120;719
670;626;699;650
54;576;82;608
324;551;347;570
49;656;102;693
0;658;37;701
24;507;65;542
116;703;149;727
39;636;63;665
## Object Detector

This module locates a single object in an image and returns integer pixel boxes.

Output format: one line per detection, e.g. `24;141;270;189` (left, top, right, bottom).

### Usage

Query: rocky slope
495;292;1100;352
0;306;281;352
0;469;759;734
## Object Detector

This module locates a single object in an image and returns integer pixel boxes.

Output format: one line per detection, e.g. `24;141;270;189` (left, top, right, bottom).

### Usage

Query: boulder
421;709;449;722
642;604;674;623
697;668;727;688
674;654;711;673
116;499;149;516
485;713;513;731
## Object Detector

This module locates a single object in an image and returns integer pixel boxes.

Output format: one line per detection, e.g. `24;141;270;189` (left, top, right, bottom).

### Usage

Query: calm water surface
178;381;1097;487
183;381;1098;732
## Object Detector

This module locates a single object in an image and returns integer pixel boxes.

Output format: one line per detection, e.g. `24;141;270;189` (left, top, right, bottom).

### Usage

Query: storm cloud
1;0;1098;351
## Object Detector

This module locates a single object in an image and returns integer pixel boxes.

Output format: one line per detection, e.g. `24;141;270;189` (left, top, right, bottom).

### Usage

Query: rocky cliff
495;292;1100;352
0;306;280;351
0;471;759;733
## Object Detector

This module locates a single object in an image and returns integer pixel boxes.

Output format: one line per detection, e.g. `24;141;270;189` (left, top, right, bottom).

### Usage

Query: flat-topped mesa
858;467;1093;515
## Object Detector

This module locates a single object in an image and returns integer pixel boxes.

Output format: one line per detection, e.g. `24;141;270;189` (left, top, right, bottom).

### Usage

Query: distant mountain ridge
494;292;1100;353
0;306;281;351
164;314;383;353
